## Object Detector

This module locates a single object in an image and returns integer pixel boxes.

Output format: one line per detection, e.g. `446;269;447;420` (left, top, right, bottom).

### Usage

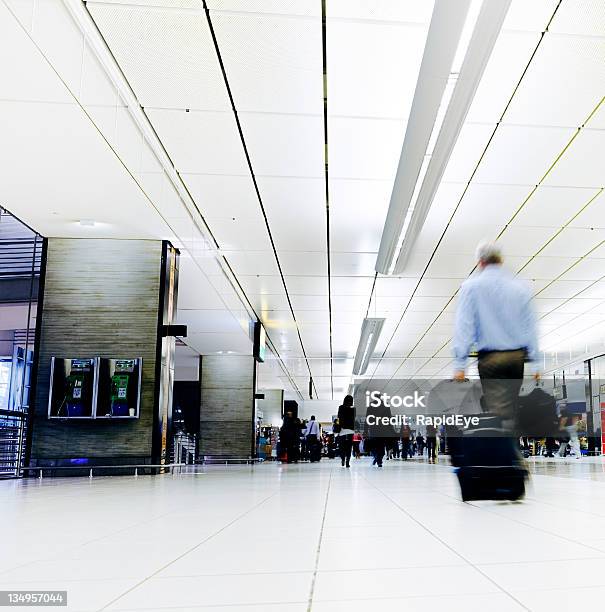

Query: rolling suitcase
451;414;527;502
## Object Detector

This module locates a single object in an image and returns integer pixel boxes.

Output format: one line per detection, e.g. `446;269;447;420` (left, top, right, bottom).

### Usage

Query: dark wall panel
199;355;255;457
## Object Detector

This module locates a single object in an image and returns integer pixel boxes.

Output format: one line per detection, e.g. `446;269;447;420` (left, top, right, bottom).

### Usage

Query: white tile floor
3;456;605;611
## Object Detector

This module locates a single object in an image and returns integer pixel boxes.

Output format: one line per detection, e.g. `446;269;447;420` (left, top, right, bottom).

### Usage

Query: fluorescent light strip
392;0;511;275
375;0;472;276
353;318;385;376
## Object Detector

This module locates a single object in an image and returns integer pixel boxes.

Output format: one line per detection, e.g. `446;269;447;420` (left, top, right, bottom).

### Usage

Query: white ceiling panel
414;278;461;298
497;225;552;257
537;280;592;300
331;295;369;313
374;277;417;297
329;117;405;181
210;11;322;115
331;252;378;276
533;297;567;313
453;184;533;229
186;331;252;356
240;112;324;177
517;256;578;280
425;253;476;279
473;125;575;185
555;298;603;315
549;0;605;38
89;5;230;111
560;259;605;282
284;276;329;295
371;295;412;313
543;128;605;188
398;310;441;327
331;276;375;296
329;179;392;253
258;177;326;252
330;311;367;325
223;251;280;275
33;0;84;96
466;31;540;124
406;295;451;312
80;41;120;107
538;228;605;258
502;0;559;32
327;19;426;119
327;0;433;23
504;35;605;128
208;0;320;17
441;123;495;183
245;293;290;313
0;101;168;238
438;222;501;255
289;294;329;311
146;108;248;174
176;309;243;334
0;4;72;103
569;192;605;228
236;275;284;295
279;252;327;276
513;186;598;228
294;310;330;325
183;174;259;220
209;216;270;251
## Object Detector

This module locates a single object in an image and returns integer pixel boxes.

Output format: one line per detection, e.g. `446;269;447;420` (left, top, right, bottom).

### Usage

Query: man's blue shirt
453;264;538;370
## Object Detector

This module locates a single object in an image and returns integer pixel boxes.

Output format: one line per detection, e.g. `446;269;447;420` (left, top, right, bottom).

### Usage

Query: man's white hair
475;241;503;263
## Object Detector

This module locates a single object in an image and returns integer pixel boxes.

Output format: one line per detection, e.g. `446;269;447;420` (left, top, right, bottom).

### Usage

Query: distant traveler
559;403;581;459
352;432;362;459
337;395;355;468
365;399;394;467
280;411;299;463
453;242;539;428
426;424;437;462
400;424;411;460
416;434;424;457
305;415;321;462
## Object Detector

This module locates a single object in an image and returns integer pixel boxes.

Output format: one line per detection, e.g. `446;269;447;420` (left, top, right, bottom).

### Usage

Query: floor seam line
360;472;531;611
306;466;333;612
96;490;279;611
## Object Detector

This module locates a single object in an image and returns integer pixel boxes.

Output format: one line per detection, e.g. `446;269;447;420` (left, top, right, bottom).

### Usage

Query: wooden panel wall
30;238;162;463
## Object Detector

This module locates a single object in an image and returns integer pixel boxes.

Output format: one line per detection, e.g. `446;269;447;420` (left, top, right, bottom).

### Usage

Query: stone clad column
199;355;256;458
27;238;178;469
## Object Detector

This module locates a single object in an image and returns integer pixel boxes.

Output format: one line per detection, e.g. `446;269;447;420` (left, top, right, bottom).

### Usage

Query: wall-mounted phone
96;357;142;419
48;357;98;419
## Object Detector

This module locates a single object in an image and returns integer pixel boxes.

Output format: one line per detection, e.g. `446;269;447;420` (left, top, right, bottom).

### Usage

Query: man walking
453;242;538;428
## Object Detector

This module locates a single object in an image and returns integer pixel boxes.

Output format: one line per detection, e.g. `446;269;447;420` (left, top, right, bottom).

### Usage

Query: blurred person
305;415;322;462
337;395;355;468
426;424;437;462
352;431;362;459
300;419;308;461
559;403;581;459
416;433;425;457
400;423;411;460
365;399;394;468
453;242;539;428
280;411;299;463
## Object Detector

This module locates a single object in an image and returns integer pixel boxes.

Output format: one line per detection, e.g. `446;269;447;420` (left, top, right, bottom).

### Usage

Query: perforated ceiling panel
88;4;230;111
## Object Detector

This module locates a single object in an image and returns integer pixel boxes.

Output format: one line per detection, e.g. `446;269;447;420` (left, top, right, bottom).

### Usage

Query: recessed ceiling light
79;219;95;227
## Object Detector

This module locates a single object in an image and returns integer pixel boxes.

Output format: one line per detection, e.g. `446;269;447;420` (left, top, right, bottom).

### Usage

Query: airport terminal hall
3;0;605;610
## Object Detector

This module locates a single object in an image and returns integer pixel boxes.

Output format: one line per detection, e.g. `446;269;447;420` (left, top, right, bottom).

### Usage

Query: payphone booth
48;357;97;419
96;358;142;418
